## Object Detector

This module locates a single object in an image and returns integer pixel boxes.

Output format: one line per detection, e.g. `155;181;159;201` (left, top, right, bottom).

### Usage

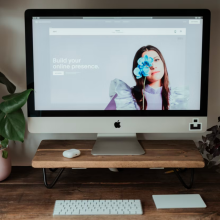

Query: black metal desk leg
43;168;65;189
49;168;58;172
174;168;194;189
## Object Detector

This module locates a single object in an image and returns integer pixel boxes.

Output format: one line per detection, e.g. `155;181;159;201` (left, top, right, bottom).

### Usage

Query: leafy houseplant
198;117;220;173
0;72;33;158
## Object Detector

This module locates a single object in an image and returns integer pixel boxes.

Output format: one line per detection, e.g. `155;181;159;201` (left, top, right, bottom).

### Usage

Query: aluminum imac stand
91;134;145;155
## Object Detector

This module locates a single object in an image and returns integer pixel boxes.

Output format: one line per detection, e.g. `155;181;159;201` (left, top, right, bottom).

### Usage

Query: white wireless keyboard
53;200;143;215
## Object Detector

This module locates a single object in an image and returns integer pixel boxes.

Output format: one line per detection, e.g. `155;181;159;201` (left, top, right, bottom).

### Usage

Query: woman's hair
131;45;170;110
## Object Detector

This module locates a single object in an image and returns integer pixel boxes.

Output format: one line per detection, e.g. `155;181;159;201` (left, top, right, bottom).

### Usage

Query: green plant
0;72;33;159
198;117;220;173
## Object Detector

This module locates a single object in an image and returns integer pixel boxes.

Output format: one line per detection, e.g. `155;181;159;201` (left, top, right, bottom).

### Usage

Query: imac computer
25;9;210;155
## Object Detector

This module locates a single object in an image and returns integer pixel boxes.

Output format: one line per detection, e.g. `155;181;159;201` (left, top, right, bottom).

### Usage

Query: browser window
32;17;203;111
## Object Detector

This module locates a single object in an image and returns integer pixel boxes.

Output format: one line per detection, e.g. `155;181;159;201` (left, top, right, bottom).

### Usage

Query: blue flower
133;67;142;79
144;55;154;67
133;54;153;79
137;57;146;66
142;66;150;77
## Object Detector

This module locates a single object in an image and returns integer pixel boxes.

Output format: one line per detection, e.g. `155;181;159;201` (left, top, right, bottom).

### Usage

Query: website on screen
32;17;203;110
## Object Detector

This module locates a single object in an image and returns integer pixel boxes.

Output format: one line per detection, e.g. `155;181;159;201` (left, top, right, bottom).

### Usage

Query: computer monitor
25;9;210;155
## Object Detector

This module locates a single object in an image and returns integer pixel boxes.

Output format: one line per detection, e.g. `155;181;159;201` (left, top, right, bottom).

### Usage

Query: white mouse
63;149;81;159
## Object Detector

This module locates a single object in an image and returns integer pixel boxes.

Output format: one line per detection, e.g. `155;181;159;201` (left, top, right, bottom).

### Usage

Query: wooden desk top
32;140;204;169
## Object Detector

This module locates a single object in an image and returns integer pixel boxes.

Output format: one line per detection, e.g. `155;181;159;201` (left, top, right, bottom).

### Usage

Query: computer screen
25;10;210;134
32;16;203;111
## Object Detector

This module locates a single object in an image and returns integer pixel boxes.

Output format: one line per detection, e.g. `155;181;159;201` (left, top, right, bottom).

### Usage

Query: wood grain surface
32;140;205;168
0;166;220;220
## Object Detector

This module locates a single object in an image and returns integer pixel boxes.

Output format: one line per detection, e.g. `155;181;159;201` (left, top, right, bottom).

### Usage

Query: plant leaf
0;109;25;142
207;154;214;161
204;158;209;166
202;144;206;154
207;125;218;132
0;89;33;114
2;150;8;159
206;133;215;141
0;135;4;141
202;136;207;142
1;138;8;148
198;143;206;154
0;72;16;94
209;141;214;148
207;161;216;169
198;141;204;147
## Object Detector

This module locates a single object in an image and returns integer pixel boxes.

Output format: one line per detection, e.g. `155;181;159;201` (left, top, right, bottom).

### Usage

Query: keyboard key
72;209;80;215
59;210;66;215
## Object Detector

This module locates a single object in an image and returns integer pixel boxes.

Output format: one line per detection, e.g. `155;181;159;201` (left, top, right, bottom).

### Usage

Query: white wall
0;0;219;165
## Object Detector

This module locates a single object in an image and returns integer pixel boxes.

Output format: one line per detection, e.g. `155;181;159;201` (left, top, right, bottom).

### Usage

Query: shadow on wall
0;22;26;92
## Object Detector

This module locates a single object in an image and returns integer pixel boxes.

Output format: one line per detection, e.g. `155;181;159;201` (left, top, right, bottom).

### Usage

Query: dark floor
0;167;220;220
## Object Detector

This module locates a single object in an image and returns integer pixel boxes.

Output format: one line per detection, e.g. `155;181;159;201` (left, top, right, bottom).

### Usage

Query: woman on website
105;45;189;110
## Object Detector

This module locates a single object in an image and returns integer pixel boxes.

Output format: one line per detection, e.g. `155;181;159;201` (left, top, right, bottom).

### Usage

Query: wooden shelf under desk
32;140;205;169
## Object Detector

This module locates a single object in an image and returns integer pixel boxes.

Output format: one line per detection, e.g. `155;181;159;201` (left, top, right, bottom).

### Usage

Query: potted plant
198;117;220;173
0;72;33;181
